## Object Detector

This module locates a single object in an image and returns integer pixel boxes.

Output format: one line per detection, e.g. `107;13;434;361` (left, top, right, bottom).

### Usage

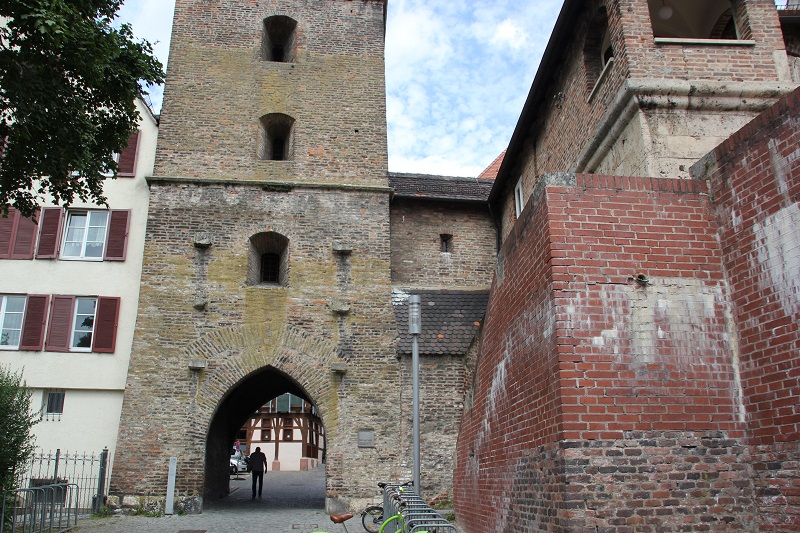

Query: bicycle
313;481;453;533
314;510;431;533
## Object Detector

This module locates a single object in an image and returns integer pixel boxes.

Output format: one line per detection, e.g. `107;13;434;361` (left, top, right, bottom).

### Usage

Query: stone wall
156;0;388;186
390;199;495;287
112;182;399;510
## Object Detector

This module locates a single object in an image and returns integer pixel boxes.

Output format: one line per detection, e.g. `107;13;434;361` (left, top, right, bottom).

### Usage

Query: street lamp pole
408;295;422;493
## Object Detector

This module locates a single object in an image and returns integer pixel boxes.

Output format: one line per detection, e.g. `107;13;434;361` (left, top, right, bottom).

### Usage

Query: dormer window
263;16;297;62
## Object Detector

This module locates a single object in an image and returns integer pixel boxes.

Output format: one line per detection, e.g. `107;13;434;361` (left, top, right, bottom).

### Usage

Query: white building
0;98;157;459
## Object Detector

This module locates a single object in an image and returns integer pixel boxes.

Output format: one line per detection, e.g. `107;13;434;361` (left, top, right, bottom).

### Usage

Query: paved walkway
73;468;350;533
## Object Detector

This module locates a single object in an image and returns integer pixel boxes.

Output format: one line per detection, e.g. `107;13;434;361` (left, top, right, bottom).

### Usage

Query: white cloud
490;19;528;50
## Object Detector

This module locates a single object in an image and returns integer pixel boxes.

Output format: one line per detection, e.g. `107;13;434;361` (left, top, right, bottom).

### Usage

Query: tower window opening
271;137;286;161
259;113;295;161
263;16;297;62
440;234;453;253
248;231;289;286
261;253;280;283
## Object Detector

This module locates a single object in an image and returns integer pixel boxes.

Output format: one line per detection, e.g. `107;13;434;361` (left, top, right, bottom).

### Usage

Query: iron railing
18;449;110;514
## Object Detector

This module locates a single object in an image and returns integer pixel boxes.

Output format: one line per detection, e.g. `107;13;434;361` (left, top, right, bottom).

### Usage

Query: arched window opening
248;231;289;286
263;16;298;62
584;7;611;94
647;0;747;40
259;113;295;161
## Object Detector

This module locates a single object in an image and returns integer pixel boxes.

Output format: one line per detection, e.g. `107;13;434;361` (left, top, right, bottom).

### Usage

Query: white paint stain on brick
753;202;800;317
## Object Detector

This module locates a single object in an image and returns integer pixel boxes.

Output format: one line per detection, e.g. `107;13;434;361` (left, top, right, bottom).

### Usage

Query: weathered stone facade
111;0;401;511
111;0;495;512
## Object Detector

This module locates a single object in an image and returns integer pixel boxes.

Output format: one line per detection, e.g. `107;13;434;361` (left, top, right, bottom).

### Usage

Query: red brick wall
455;181;561;531
455;174;756;532
696;86;800;532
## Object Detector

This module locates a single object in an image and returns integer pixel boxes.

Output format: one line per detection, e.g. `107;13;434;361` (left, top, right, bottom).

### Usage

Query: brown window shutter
19;295;50;351
36;207;63;258
0;208;19;258
11;210;37;259
45;295;75;352
104;210;130;261
117;131;140;177
92;297;120;353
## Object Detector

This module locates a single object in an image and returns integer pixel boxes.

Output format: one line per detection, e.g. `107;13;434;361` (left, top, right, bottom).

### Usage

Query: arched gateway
191;324;339;501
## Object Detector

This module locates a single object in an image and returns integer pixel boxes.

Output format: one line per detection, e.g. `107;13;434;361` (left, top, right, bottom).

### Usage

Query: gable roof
390;172;493;203
392;288;489;356
478;150;505;180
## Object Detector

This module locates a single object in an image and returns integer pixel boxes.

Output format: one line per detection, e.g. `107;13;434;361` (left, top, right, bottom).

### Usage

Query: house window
262;16;298;62
248;231;289;286
62;211;109;259
44;389;65;420
36;208;130;261
283;417;293;441
71;297;96;351
440;234;452;253
259;113;295;161
584;7;611;94
45;296;120;353
0;295;26;349
514;179;525;218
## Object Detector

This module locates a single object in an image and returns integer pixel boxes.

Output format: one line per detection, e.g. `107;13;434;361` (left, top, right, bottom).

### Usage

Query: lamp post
408;295;421;493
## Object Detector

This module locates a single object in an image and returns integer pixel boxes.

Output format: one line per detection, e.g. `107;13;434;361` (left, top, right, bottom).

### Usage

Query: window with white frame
44;389;65;420
514;178;525;218
70;297;97;351
0;295;26;349
61;211;109;260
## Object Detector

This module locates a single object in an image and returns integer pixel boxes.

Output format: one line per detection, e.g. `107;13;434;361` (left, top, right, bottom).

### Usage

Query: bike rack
379;482;457;533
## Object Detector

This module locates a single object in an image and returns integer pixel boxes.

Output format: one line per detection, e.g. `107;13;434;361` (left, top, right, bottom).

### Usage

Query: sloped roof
392;288;489;355
478;150;505;180
390;172;493;202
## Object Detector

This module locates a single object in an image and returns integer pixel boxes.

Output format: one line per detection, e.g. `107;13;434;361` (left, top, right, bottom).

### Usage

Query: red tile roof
477;150;505;180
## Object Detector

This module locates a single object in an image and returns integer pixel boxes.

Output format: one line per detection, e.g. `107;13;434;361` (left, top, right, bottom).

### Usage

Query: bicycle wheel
361;505;384;533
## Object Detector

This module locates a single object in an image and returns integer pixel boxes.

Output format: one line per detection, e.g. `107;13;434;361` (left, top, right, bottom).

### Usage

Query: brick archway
178;323;344;505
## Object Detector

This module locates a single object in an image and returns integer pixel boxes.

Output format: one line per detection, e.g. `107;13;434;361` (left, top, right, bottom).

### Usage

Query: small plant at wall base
0;365;39;494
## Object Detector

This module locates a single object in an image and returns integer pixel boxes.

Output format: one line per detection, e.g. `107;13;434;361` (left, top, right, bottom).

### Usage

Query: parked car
230;448;250;474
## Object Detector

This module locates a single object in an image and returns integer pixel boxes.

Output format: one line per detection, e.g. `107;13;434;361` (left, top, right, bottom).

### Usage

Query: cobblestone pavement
72;468;350;533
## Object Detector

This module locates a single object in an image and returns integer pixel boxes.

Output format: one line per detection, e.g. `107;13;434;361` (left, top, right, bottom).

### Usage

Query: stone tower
111;0;397;511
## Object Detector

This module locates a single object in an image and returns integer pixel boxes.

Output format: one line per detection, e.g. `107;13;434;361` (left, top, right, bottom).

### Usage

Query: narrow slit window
440;234;452;253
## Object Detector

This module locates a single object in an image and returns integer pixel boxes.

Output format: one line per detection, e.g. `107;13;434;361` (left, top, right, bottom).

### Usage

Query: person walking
249;446;268;499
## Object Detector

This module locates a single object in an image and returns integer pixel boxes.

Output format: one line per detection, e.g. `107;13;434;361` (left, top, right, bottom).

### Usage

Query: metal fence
1;483;79;533
18;449;110;514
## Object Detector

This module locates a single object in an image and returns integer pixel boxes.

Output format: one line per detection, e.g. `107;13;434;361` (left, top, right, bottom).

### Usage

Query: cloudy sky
117;0;563;177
